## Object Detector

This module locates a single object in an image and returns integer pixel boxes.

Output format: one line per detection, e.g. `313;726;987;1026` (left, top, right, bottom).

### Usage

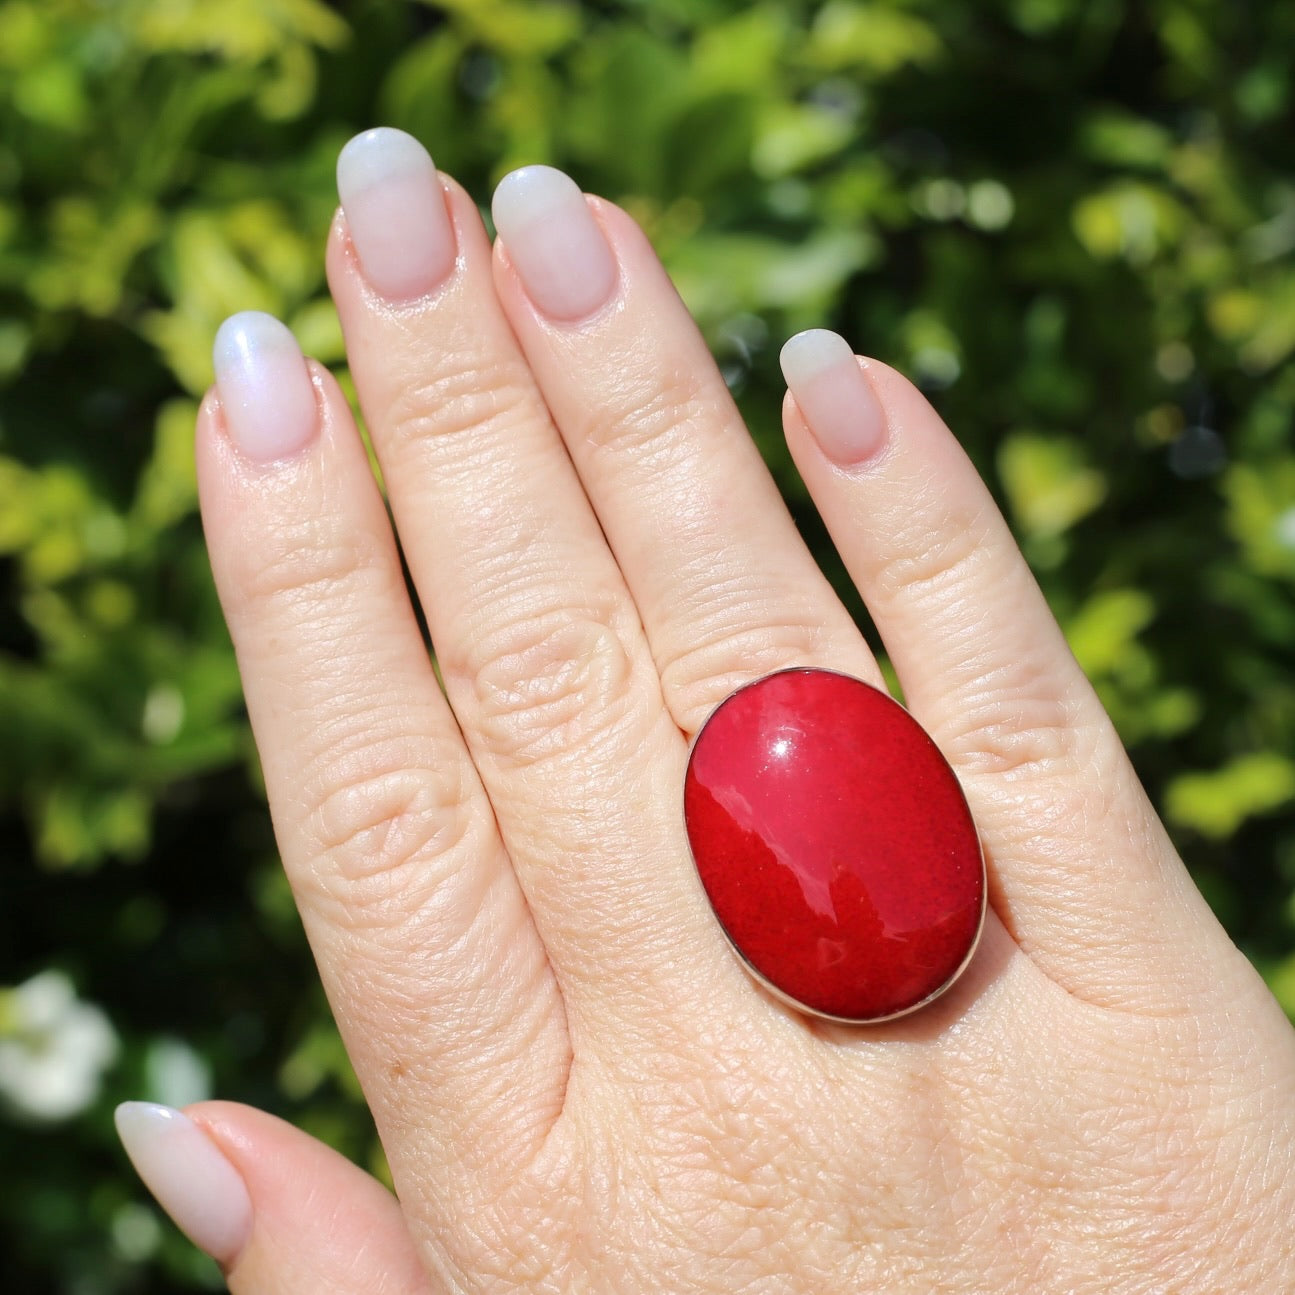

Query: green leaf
998;432;1108;539
1072;182;1186;265
669;227;876;322
1065;589;1155;676
807;1;943;76
1166;754;1295;840
1080;110;1174;170
429;0;580;58
753;103;857;179
1223;459;1295;582
128;0;349;60
1270;953;1295;1019
131;400;200;535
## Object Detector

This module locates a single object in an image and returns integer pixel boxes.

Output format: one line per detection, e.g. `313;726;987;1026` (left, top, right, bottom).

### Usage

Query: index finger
196;316;568;1256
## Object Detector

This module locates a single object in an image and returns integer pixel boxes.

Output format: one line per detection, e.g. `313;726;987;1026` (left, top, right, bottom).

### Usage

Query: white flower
0;970;119;1121
145;1036;211;1109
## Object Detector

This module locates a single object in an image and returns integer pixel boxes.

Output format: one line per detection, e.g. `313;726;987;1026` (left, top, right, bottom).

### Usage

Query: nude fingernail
491;165;618;322
212;311;318;463
780;329;886;465
337;127;457;300
115;1102;252;1266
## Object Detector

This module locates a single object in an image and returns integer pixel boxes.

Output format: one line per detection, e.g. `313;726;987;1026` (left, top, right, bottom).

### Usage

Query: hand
118;129;1295;1293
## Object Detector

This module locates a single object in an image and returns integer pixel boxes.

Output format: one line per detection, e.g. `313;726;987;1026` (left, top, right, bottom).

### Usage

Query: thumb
115;1100;434;1294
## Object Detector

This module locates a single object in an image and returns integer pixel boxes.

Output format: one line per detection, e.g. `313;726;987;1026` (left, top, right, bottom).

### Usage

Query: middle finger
328;131;736;1036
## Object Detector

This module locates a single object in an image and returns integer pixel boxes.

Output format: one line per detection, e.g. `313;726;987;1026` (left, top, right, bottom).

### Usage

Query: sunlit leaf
1222;459;1295;581
1072;182;1186;264
998;433;1108;539
807;1;943;76
1166;753;1295;840
1065;589;1155;676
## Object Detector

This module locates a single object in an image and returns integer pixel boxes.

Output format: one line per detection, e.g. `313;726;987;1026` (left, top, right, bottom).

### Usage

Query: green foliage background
2;0;1293;1289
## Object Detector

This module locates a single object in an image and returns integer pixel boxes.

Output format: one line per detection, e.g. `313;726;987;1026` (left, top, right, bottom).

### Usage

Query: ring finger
488;166;884;732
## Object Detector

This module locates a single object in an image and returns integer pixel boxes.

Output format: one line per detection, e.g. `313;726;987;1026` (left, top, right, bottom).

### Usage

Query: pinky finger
115;1101;434;1295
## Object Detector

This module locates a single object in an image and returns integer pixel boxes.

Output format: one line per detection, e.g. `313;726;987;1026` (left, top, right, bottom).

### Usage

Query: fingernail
114;1102;251;1266
491;165;618;322
337;127;456;300
212;312;318;463
780;330;886;465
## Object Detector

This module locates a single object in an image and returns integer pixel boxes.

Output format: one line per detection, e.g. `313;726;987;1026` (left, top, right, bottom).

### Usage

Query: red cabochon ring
683;668;985;1023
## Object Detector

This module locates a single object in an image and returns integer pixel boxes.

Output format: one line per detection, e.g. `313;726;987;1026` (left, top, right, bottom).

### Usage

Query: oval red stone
684;668;984;1023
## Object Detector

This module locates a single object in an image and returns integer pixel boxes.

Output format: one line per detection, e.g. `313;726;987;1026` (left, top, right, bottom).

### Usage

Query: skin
188;172;1295;1294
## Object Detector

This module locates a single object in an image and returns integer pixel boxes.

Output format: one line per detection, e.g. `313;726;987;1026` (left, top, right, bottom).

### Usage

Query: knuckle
940;666;1087;782
384;355;537;450
660;607;830;731
870;499;996;610
977;745;1127;876
311;757;471;882
461;605;641;767
583;363;715;460
233;516;390;618
298;736;483;926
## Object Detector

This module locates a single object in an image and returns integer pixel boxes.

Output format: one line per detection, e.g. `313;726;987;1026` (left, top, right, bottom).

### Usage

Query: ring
683;668;986;1024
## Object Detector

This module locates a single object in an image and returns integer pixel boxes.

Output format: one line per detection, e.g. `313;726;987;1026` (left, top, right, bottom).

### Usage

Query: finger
779;331;1216;1007
116;1101;432;1294
329;132;737;1034
489;168;882;732
197;314;566;1224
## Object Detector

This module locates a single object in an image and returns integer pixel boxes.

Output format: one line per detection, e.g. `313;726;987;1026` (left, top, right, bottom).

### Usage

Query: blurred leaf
13;58;89;130
754;102;857;179
1166;754;1295;840
279;1018;362;1101
29;198;161;315
132;399;200;533
566;27;688;192
1270;953;1295;1019
428;0;580;57
1080;109;1174;170
128;0;349;60
1072;181;1186;264
670;227;876;321
36;783;152;868
1065;589;1154;676
807;1;944;76
145;202;322;393
667;93;758;193
998;432;1108;539
1222;459;1295;582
